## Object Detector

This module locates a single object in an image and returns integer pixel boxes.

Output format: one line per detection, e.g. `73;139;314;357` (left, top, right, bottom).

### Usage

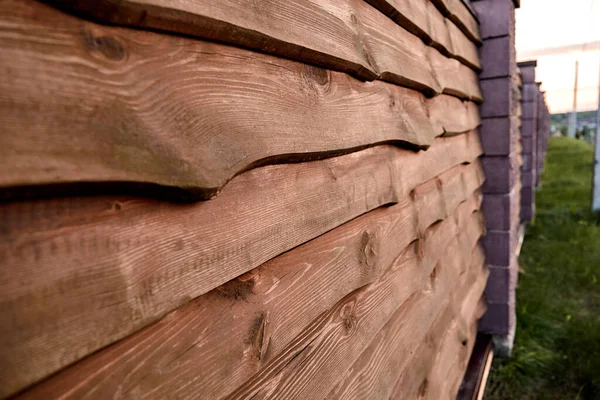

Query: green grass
485;137;600;400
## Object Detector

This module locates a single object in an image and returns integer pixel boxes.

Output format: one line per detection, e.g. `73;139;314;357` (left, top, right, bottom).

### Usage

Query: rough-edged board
0;132;482;398
226;229;479;400
430;0;481;44
427;47;483;102
1;0;442;202
426;0;453;55
389;247;487;399
446;18;481;71
42;0;441;95
325;220;486;400
428;95;481;136
364;0;433;44
14;166;483;400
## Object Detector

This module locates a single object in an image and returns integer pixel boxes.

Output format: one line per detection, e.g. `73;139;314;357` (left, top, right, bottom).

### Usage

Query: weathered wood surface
1;0;446;202
324;213;485;400
446;18;481;71
430;0;481;45
0;131;482;397
42;0;443;94
364;0;432;44
428;95;480;136
45;0;479;79
427;48;483;102
426;0;453;54
423;254;488;400
389;247;487;399
15;163;484;400
227;205;484;400
0;0;482;201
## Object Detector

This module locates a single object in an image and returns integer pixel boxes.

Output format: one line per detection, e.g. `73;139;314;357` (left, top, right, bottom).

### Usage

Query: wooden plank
389;246;487;399
427;47;483;102
43;0;442;95
425;291;487;400
226;210;480;400
15;164;483;400
324;213;486;400
0;132;482;398
364;0;432;43
428;95;481;136
430;0;481;45
447;18;481;71
362;0;481;74
1;0;443;202
426;0;453;55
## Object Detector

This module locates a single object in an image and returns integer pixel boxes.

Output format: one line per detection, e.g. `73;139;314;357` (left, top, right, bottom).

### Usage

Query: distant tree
559;124;568;136
582;125;590;138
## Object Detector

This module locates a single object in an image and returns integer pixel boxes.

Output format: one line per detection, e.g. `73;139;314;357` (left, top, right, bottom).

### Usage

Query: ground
485;137;600;400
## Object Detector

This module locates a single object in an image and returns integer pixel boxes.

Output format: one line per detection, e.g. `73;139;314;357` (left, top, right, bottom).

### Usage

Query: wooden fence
0;0;550;398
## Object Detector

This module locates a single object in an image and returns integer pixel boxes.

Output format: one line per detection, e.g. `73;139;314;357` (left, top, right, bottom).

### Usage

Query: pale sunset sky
516;0;600;113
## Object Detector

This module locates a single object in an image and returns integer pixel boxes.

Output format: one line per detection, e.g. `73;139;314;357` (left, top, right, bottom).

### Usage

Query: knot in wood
358;230;378;270
83;29;126;61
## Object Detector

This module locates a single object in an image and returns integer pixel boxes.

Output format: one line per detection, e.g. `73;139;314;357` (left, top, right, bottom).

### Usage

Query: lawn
485;137;600;400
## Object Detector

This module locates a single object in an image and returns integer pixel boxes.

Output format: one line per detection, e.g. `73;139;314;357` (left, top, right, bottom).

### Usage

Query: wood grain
14;161;483;400
0;132;482;397
1;0;445;201
423;282;487;400
426;0;453;55
428;47;483;102
447;18;481;71
328;237;486;400
43;0;443;94
389;246;487;399
428;95;481;136
226;205;483;400
430;0;481;45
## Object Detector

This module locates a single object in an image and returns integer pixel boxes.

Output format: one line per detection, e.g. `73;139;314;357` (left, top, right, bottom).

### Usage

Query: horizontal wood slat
44;0;480;85
0;132;482;397
388;246;487;399
2;0;438;202
429;95;480;136
329;238;486;400
447;18;481;71
1;0;480;202
15;162;484;400
43;0;441;93
428;47;483;102
365;0;480;49
430;0;481;44
227;205;485;400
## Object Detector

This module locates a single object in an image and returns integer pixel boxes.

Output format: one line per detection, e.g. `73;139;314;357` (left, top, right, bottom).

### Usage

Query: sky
516;0;600;113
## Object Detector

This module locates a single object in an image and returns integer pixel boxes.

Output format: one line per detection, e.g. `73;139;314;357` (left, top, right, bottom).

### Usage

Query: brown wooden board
1;0;446;202
425;250;488;400
389;246;487;399
14;164;484;400
428;95;481;136
426;0;453;55
446;18;481;71
226;206;484;400
427;48;483;102
42;0;443;94
364;0;433;44
430;0;481;45
324;215;486;400
0;132;482;397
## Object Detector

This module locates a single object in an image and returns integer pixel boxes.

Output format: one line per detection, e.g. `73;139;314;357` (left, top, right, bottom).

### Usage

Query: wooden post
593;54;600;210
568;60;579;138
